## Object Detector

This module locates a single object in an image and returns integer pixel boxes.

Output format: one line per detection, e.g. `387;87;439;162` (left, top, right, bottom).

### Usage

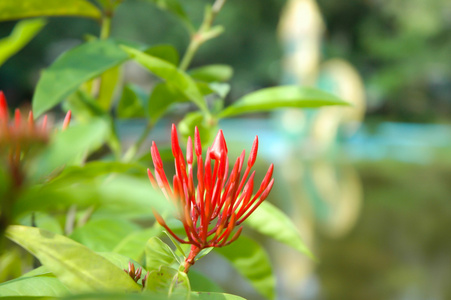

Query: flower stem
183;245;202;273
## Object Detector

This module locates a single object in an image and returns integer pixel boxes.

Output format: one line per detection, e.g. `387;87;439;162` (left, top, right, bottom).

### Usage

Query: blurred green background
1;0;451;299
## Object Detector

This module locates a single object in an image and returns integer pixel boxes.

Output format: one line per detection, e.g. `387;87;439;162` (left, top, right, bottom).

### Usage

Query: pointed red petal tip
171;123;181;157
62;110;71;131
14;108;21;128
248;135;258;167
186;136;193;164
210;129;228;160
150;141;163;169
0;91;8;120
194;126;202;156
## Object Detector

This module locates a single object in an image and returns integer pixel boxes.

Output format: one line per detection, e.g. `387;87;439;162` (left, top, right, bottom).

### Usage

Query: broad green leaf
0;0;101;21
246;201;314;259
145;44;180;66
189;65;233;83
6;225;140;293
113;227;162;261
30;119;110;178
145;0;193;33
188;270;223;293
61;293;177;300
218;86;350;118
144;266;190;298
121;45;208;114
21;266;51;278
98;66;121;110
0;276;69;296
145;237;180;271
33;39;128;117
216;236;275;300
190;292;246;300
0;18;46;67
117;85;146;119
70;218;140;252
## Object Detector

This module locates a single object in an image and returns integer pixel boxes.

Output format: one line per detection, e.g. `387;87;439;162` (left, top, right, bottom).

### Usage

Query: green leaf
218;86;350;118
19;212;63;235
0;0;101;21
144;266;190;298
30;119;110;178
121;45;208;114
113;227;162;261
148;82;185;122
98;66;121;110
117;85;146;119
189;65;233;83
0;18;46;67
145;237;180;271
145;0;193;33
188;270;223;293
178;112;216;145
190;292;246;300
145;44;180;66
246;201;314;259
216;236;275;300
0;276;69;297
33;39;128;117
70;218;140;252
6;225;140;293
97;252;146;276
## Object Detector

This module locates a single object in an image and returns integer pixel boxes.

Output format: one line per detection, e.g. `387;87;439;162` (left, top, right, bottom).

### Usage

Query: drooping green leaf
189;65;233;83
190;292;246;300
70;218;140;252
246;201;314;259
145;44;180;66
117;85;146;119
216;236;275;300
0;0;101;21
145;0;193;33
145;237;180;271
0;276;69;297
121;45;208;114
218;86;350;118
113;227;162;261
144;266;190;298
33;39;128;117
30;119;110;178
0;18;46;67
6;225;140;293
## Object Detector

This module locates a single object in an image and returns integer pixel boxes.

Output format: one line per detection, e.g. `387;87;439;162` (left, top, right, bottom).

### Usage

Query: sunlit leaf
70;218;140;252
6;225;141;293
0;18;46;67
215;236;275;300
144;266;190;298
189;65;233;83
218;86;350;118
121;45;208;114
145;237;180;271
246;201;314;259
0;276;69;297
98;66;121;110
0;0;101;21
33;39;128;117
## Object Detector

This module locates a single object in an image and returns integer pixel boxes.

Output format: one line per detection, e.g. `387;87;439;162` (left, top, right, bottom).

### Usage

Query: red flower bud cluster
0;91;71;166
148;124;274;272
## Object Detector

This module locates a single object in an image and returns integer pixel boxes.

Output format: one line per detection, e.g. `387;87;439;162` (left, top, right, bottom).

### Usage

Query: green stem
179;0;227;71
100;14;112;40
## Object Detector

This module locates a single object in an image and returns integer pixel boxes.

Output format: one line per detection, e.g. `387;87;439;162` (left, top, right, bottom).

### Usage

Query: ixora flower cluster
0;91;71;168
148;124;274;272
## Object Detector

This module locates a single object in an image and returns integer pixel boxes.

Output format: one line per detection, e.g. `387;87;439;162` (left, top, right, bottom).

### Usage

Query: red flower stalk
0;91;71;175
148;124;274;272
